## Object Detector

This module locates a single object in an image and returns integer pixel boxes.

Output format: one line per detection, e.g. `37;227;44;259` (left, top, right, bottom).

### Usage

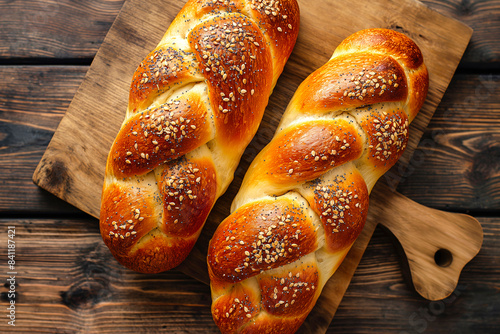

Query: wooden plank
0;66;87;214
0;0;497;64
421;0;500;65
397;74;500;211
0;0;124;60
0;217;497;333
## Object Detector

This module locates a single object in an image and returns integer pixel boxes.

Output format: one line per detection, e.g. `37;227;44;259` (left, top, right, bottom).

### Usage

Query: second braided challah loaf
208;28;429;333
99;0;300;273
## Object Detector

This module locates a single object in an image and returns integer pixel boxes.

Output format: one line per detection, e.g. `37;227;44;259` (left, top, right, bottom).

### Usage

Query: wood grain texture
0;217;497;333
397;74;500;211
373;184;482;300
0;0;497;64
421;0;500;65
0;66;86;214
0;0;124;60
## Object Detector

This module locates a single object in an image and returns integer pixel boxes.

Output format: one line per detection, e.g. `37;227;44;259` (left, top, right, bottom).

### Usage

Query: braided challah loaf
208;28;429;333
99;0;300;273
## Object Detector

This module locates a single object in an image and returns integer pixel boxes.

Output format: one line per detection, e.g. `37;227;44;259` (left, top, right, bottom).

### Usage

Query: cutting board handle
374;184;483;300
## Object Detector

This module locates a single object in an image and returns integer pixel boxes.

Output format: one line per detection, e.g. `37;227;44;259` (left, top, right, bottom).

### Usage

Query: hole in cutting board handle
434;249;453;267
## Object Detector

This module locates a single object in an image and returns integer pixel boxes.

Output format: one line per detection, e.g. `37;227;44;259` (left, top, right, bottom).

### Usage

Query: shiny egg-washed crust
208;29;428;333
100;0;300;274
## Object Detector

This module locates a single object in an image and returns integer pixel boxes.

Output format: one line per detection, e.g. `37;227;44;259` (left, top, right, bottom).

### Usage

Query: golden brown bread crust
332;28;428;121
208;28;428;333
245;119;364;186
209;196;319;286
355;106;410;176
128;47;203;113
210;258;319;334
109;93;214;178
294;53;408;114
302;169;369;253
100;0;300;274
187;13;273;147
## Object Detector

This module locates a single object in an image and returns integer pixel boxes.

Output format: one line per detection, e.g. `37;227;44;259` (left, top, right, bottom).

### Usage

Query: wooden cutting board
33;0;480;332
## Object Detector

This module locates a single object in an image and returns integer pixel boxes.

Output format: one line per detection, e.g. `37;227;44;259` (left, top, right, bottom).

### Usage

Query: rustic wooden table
0;0;498;333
